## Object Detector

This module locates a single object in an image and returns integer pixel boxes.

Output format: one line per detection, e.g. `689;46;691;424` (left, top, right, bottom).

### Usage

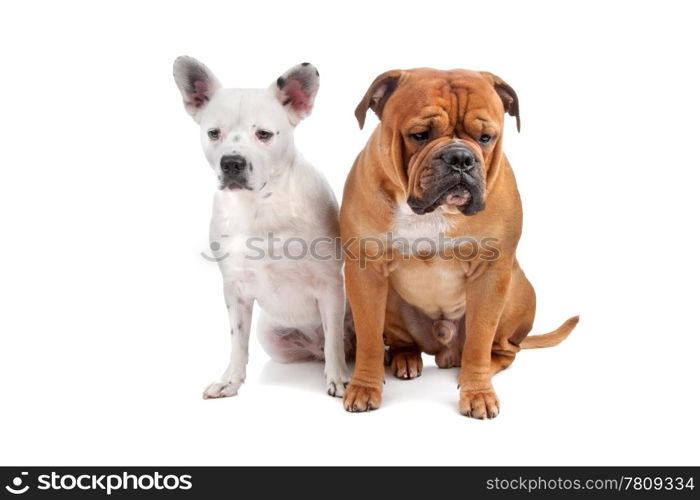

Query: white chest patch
392;203;453;243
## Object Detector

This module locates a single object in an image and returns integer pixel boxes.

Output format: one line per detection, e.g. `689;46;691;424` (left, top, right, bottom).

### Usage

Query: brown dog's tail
520;316;579;349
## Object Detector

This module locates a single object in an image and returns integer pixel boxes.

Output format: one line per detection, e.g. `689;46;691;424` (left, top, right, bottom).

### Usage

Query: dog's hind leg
489;260;535;375
342;304;357;361
257;312;322;363
384;293;425;380
203;281;254;399
388;346;424;380
435;316;466;369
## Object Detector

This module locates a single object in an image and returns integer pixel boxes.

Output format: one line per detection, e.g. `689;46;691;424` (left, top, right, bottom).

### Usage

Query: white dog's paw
325;374;349;398
203;381;241;399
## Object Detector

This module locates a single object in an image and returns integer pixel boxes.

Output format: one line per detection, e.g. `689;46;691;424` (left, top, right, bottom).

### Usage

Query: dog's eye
478;134;493;145
207;128;221;141
410;131;430;142
255;129;273;142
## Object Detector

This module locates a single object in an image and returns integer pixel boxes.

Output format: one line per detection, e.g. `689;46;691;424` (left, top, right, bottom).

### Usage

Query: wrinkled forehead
388;69;504;129
200;88;288;127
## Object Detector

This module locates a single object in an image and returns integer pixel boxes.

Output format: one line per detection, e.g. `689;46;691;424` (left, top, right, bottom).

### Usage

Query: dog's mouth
406;152;488;216
439;186;471;208
219;179;252;191
407;179;485;216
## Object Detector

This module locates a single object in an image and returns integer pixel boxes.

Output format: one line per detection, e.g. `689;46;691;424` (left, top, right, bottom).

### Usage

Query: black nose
442;147;476;171
220;155;247;174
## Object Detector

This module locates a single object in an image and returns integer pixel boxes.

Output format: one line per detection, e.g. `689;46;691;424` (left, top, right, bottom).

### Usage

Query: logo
5;472;29;495
201;235;230;262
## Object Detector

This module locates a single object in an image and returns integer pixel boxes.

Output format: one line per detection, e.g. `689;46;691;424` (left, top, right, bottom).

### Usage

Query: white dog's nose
220;154;247;174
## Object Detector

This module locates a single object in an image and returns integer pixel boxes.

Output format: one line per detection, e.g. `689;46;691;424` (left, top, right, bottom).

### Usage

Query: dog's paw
459;389;500;419
325;378;348;398
203;381;241;399
390;350;423;379
325;363;350;398
435;347;461;369
343;383;382;412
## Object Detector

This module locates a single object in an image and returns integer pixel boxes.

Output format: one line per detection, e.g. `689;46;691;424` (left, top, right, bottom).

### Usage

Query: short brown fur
341;68;578;418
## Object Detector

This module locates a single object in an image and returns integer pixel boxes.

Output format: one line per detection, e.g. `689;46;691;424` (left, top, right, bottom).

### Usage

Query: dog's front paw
343;383;382;412
459;389;500;419
203;381;241;399
326;377;348;398
325;363;350;398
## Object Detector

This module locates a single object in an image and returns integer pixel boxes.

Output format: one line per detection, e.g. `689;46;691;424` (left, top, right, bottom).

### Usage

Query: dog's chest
209;192;334;299
392;203;453;244
388;204;468;320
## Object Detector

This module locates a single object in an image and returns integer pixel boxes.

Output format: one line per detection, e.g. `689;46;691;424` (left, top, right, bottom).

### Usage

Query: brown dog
340;68;578;418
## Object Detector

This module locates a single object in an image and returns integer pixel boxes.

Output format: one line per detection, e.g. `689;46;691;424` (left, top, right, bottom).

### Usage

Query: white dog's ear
173;56;222;122
272;62;320;125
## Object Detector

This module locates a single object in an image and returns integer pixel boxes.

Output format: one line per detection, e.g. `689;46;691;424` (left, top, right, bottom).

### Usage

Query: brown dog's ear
480;72;520;132
354;70;404;129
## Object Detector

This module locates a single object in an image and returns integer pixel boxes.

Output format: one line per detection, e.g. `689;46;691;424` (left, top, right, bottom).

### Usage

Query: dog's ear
173;56;222;122
354;70;404;129
480;72;520;132
272;62;320;125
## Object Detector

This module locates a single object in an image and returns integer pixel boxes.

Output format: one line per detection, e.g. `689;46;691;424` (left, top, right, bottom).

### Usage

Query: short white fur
173;56;349;399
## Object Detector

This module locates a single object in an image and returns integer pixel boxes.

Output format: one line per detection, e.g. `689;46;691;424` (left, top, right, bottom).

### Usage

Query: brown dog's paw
435;348;461;369
459;389;500;419
390;350;423;379
343;383;382;412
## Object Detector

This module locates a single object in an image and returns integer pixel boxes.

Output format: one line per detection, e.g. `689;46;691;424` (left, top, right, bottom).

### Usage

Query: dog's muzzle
219;154;252;191
406;145;486;216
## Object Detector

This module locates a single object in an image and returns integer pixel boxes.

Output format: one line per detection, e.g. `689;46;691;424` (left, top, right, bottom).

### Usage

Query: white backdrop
0;0;698;466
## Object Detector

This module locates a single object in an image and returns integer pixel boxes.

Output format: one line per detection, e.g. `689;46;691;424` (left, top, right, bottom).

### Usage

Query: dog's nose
442;148;476;171
220;155;247;174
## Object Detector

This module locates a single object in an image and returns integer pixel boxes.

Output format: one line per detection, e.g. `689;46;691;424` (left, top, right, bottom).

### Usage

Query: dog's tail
520;316;579;349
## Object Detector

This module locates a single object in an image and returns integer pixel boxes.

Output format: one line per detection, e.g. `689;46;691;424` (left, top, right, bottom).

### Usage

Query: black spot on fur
237;321;243;330
301;62;310;66
277;77;285;89
315;70;319;76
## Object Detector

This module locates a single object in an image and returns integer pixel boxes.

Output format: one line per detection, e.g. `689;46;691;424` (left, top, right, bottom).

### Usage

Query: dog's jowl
340;68;578;417
173;56;350;399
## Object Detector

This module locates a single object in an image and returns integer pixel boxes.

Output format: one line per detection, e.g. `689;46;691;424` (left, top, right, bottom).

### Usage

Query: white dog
173;56;350;399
